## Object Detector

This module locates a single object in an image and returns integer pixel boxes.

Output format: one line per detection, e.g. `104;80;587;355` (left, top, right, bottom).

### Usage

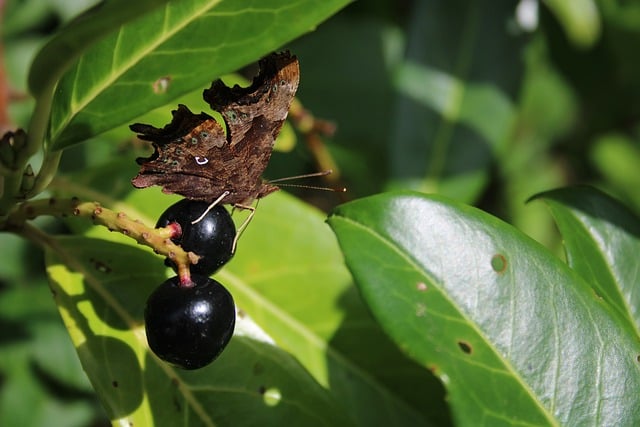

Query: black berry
156;199;235;275
144;275;236;369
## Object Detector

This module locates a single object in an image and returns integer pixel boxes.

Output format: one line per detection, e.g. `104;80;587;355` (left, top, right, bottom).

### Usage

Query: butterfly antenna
268;170;333;183
275;183;347;192
267;169;345;192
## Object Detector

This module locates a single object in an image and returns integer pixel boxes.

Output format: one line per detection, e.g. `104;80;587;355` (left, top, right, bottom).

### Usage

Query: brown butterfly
131;51;299;205
130;51;300;246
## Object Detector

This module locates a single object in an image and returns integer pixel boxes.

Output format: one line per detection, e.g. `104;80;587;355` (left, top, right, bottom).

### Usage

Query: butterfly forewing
131;51;300;205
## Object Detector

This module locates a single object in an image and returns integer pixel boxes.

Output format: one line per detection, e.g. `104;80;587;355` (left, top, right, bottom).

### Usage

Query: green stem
26;149;62;198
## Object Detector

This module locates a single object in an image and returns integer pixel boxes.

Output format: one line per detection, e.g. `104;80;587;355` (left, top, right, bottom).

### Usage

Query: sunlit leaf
45;236;354;426
534;186;640;336
41;0;351;150
48;157;444;425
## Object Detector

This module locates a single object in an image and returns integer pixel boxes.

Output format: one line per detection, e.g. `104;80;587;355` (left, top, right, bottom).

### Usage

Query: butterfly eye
227;110;237;122
272;84;278;93
191;137;198;145
280;79;287;87
200;131;209;139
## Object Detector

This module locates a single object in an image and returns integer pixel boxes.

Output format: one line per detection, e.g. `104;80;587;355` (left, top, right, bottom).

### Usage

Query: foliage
2;0;640;426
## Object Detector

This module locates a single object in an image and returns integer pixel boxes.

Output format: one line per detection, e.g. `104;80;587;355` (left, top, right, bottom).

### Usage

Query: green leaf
328;191;640;426
219;193;441;426
388;1;522;203
45;235;353;426
590;133;640;210
47;156;443;425
543;0;601;48
533;186;640;337
27;0;171;97
40;0;351;150
0;285;97;427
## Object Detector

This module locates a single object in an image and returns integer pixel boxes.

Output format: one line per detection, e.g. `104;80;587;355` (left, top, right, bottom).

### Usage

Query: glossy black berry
145;275;236;370
156;199;235;275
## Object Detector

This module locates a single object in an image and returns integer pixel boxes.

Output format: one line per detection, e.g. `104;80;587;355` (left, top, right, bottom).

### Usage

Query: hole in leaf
416;282;428;291
153;76;171;94
89;258;111;273
457;340;472;354
491;254;507;273
259;386;281;407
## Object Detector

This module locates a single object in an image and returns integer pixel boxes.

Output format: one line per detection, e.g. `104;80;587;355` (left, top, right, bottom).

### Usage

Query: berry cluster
144;199;237;370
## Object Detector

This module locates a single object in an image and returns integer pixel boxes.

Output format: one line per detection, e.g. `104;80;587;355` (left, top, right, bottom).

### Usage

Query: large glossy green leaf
328;191;640;426
388;0;523;203
534;186;640;337
42;0;351;150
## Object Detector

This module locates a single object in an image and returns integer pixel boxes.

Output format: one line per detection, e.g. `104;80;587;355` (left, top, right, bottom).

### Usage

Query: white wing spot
195;156;209;165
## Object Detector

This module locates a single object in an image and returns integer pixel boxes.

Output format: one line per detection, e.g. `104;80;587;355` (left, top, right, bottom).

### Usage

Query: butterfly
131;51;299;209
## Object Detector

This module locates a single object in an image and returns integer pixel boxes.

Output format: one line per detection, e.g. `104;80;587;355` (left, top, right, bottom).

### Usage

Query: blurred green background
2;0;640;426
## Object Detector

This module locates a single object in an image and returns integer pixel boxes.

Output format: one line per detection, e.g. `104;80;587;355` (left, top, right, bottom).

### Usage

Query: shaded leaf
45;236;353;426
534;186;640;336
328;191;640;426
590;133;640;210
543;0;601;48
48;154;443;425
220;192;441;426
388;0;523;203
0;285;98;427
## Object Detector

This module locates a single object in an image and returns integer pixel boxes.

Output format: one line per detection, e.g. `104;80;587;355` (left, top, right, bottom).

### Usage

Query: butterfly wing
131;51;300;204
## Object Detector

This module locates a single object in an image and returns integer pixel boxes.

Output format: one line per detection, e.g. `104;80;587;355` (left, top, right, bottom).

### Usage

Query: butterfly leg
191;191;230;225
231;202;258;253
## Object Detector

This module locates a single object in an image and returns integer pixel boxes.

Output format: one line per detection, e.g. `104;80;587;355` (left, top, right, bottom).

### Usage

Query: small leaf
534;186;640;336
543;0;601;48
328;191;640;426
41;0;351;150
